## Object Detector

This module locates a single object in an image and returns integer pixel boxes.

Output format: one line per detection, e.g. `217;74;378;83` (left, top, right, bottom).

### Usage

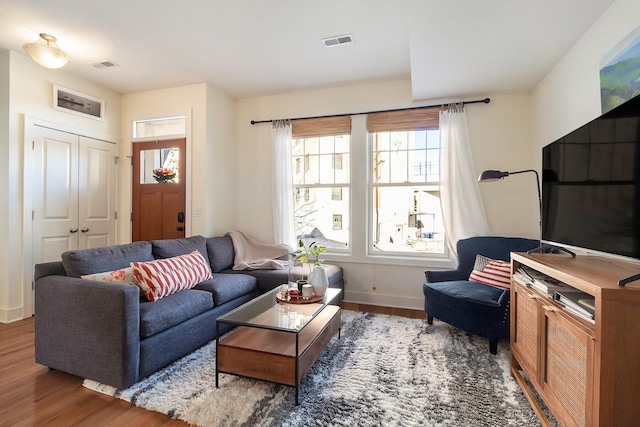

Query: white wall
236;79;536;309
0;51;121;323
120;83;237;242
532;0;640;152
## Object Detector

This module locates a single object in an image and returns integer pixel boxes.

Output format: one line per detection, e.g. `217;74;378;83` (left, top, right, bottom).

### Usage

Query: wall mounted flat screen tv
542;94;640;260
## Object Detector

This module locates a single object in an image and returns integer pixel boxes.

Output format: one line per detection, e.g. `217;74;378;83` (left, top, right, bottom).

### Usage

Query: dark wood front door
132;138;186;241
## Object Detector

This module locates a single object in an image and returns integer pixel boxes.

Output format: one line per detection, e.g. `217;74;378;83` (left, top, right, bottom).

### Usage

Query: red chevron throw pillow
132;250;212;301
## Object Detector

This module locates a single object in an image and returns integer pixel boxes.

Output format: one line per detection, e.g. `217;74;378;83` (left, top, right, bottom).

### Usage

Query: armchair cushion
425;281;507;324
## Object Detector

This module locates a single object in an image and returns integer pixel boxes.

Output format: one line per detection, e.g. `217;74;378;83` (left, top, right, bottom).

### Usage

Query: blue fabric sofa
423;236;539;354
34;234;343;389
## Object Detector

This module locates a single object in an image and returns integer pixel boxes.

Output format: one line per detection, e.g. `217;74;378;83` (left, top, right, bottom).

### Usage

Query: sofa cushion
206;235;235;273
194;273;258;305
468;255;511;290
62;241;153;278
132;251;213;301
151;235;209;264
226;263;343;291
139;289;214;338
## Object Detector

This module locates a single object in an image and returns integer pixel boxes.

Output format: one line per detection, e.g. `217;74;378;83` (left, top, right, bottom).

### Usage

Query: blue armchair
423;236;539;354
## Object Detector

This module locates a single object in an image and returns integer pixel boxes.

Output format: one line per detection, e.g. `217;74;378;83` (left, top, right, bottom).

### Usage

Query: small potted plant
294;240;326;267
294;240;328;296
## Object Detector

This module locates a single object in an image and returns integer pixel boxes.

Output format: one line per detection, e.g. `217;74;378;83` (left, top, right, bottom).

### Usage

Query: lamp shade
23;33;70;69
478;170;509;182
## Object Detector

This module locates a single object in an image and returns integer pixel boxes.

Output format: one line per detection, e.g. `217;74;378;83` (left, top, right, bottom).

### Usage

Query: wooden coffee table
215;287;341;405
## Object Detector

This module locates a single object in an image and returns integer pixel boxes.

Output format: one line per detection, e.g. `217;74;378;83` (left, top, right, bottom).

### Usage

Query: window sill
323;252;456;269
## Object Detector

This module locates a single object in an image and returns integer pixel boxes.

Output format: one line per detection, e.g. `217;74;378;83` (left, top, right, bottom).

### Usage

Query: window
368;109;445;255
292;117;351;250
133;116;186;138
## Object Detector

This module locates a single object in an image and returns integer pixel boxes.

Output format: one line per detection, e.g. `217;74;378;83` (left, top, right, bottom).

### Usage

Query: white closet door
32;126;80;263
32;127;116;263
78;136;116;249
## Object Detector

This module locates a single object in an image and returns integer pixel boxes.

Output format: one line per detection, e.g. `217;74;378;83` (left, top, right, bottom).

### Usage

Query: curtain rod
250;97;490;125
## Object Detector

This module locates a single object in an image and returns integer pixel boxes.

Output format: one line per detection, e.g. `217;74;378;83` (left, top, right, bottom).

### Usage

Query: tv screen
542;95;640;260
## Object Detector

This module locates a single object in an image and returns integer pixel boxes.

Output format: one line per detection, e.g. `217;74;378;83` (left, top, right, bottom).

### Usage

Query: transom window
133;116;186;138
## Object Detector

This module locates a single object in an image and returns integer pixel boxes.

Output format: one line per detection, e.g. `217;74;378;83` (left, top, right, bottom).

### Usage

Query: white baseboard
0;306;25;324
343;290;424;311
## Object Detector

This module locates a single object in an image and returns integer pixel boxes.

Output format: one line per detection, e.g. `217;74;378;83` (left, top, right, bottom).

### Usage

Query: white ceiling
0;0;616;100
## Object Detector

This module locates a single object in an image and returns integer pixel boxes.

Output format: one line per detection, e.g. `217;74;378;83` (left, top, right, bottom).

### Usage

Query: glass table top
217;287;341;333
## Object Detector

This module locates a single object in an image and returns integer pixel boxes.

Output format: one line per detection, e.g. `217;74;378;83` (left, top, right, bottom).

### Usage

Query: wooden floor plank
0;304;425;425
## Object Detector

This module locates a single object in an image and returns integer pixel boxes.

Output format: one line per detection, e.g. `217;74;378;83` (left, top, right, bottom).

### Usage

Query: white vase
311;265;329;297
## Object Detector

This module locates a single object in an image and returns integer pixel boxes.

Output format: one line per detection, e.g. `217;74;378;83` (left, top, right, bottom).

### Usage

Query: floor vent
322;34;353;47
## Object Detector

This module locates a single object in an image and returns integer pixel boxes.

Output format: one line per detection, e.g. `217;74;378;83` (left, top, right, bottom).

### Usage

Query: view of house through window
370;129;445;254
292;134;350;250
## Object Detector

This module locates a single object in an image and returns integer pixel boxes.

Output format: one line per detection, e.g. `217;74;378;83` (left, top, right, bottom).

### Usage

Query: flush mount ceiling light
322;34;353;47
23;33;70;69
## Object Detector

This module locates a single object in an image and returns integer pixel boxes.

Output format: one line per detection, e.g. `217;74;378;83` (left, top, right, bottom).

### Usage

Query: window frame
365;108;449;260
291;117;352;253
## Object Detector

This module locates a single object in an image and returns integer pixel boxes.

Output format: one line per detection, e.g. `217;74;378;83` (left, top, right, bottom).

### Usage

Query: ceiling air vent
322;34;353;48
91;60;119;68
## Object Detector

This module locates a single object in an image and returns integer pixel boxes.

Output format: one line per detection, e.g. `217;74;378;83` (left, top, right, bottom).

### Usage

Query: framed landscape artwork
53;85;105;120
600;26;640;113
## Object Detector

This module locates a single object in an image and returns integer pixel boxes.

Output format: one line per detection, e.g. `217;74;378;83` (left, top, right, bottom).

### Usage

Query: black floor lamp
478;169;576;256
478;169;542;240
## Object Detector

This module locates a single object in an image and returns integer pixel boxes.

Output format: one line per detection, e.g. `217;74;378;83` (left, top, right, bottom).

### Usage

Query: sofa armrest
425;269;466;283
35;275;141;389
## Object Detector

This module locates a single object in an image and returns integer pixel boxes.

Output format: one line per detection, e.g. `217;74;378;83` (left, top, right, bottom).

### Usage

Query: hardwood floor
0;317;188;427
0;304;425;426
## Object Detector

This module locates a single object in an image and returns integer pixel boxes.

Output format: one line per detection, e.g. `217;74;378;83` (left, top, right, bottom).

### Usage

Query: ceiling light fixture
23;33;70;69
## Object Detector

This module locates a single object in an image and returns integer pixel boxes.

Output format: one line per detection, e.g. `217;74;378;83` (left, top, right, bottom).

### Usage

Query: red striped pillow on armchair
468;254;511;290
132;250;212;301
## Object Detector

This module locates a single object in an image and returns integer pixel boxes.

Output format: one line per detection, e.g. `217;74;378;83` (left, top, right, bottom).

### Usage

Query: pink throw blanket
228;230;292;270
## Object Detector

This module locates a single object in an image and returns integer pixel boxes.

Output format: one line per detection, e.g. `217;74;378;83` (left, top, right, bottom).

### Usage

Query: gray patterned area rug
83;310;541;426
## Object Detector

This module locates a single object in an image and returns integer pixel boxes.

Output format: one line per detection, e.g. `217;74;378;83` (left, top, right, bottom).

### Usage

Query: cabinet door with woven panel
511;282;541;386
541;307;595;427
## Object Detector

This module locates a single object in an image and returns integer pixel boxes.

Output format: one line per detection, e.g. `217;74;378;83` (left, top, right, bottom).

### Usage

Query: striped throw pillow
131;250;212;301
468;255;511;290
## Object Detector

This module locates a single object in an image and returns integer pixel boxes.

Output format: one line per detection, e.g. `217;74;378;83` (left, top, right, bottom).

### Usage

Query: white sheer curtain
271;120;296;247
439;103;491;254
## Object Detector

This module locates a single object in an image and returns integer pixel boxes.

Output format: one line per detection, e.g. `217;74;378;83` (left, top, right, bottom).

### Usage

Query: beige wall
0;51;121;323
533;0;640;151
236;80;536;309
120;83;237;242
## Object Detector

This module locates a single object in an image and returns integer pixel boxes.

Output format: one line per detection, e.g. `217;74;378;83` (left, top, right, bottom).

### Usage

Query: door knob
177;226;184;232
70;227;78;233
81;227;89;233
